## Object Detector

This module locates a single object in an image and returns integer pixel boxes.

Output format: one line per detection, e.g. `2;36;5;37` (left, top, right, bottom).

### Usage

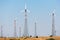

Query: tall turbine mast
1;25;3;37
23;3;29;37
35;22;37;37
14;19;17;37
52;10;55;36
19;27;21;37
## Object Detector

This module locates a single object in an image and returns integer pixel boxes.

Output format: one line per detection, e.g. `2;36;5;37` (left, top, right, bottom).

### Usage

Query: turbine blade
53;9;55;13
25;3;27;9
20;10;24;13
27;9;30;13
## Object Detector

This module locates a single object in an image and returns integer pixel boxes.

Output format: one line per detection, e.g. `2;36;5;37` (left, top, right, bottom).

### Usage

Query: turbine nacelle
49;9;56;16
21;4;30;13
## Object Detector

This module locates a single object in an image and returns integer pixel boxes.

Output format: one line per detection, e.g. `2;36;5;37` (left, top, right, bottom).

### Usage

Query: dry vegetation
0;36;60;40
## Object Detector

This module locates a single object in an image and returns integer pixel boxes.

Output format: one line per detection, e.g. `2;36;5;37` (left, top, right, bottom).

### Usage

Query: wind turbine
35;22;37;37
49;9;56;36
1;25;3;37
21;3;30;37
19;26;21;37
14;19;17;37
52;9;56;36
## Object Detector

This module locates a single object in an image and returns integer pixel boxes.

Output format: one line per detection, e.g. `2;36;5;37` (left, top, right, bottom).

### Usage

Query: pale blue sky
0;0;60;37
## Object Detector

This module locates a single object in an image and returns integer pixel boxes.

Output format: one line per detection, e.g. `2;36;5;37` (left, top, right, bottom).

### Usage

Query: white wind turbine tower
52;9;56;36
35;22;37;37
14;19;17;37
19;26;21;37
49;9;56;36
21;3;30;37
1;25;3;37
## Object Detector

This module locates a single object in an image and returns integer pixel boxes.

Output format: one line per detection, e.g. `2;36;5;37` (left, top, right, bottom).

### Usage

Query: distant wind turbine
21;3;30;37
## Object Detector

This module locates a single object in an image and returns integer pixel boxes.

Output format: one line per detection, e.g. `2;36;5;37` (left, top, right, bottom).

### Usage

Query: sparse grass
0;36;60;40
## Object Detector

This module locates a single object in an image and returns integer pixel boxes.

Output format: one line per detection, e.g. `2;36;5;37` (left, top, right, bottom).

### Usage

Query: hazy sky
0;0;60;37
